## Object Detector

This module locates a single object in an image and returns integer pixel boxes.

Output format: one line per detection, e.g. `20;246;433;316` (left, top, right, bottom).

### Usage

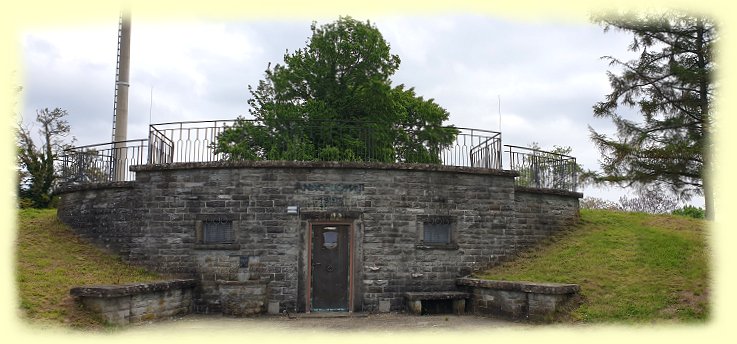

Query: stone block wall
513;187;582;251
57;161;582;314
70;279;195;325
218;281;267;316
56;182;139;256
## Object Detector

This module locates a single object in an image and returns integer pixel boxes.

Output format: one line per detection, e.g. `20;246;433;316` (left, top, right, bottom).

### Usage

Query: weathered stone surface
407;300;422;315
378;300;391;313
57;163;581;315
71;280;194;325
70;279;196;297
403;291;470;301
453;299;466;315
456;278;580;294
267;301;280;314
514;186;584;199
54;181;135;195
457;278;580;321
130;160;520;177
218;281;266;316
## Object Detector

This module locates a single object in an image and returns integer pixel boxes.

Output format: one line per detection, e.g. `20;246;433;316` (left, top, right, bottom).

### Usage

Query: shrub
672;205;705;219
18;197;34;209
617;184;679;214
580;197;621;211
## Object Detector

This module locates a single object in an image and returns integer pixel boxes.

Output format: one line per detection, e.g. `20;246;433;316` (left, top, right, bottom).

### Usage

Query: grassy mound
16;208;165;329
16;208;709;327
478;209;709;323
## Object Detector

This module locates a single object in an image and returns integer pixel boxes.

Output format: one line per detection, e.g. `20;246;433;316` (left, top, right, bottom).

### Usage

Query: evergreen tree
589;12;716;219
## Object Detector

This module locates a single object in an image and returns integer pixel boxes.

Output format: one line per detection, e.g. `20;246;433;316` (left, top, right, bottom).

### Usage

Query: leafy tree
589;12;716;219
17;108;72;208
215;17;457;163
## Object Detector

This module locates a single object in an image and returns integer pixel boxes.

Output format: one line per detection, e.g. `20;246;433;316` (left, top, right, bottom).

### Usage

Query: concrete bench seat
403;291;470;315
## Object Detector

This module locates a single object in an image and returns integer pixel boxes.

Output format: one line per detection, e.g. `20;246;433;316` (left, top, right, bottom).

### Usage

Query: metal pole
113;11;131;181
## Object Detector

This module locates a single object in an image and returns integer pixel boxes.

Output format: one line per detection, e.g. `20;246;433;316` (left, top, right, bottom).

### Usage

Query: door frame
306;220;354;313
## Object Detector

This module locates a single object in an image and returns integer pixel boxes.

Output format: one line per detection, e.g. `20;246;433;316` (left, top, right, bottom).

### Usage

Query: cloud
20;14;680;204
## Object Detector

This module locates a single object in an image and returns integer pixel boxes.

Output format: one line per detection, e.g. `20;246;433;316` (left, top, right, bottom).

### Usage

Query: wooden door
310;224;350;311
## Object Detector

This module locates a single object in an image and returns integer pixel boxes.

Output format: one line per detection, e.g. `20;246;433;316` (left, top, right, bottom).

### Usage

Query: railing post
147;125;154;164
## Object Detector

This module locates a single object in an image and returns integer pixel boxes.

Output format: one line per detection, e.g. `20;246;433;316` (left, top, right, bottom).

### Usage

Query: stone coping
130;160;520;177
403;291;470;300
456;278;580;295
216;280;264;286
70;279;196;298
53;181;136;195
193;243;241;251
514;186;584;199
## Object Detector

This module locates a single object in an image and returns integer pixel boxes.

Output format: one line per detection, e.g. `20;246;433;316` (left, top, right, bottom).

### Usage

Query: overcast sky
18;12;704;206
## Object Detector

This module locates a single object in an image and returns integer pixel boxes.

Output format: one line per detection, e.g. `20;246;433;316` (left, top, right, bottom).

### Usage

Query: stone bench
456;278;580;321
70;279;196;325
403;291;470;315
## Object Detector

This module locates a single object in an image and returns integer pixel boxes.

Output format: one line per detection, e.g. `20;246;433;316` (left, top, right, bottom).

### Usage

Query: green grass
17;208;709;327
477;209;710;323
16;208;165;329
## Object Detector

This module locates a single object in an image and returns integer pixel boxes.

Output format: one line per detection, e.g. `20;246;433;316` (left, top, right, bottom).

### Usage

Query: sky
5;1;736;340
17;11;703;206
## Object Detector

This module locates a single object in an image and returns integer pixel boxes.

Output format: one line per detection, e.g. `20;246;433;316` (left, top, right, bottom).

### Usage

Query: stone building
56;123;582;315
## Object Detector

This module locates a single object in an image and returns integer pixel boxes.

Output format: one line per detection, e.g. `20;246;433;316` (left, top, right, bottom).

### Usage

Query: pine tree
589;11;716;219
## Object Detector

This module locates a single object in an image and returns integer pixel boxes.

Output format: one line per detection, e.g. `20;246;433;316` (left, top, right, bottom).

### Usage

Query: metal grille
505;145;578;192
57;139;148;184
203;220;233;244
147;120;502;168
423;223;451;244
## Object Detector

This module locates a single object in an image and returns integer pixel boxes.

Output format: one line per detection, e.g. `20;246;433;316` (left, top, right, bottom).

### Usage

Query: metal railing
147;119;502;168
57;119;589;192
148;120;236;164
505;145;578;192
58;139;148;184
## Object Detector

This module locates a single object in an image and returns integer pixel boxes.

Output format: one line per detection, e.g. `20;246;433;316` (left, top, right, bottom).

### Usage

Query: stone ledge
403;291;470;301
53;181;136;195
193;243;241;250
514;186;584;199
456;278;580;295
217;280;263;286
130;160;520;177
414;243;459;250
70;279;196;298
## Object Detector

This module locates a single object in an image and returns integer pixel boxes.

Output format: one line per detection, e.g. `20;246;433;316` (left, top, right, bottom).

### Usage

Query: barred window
203;220;234;244
423;223;451;244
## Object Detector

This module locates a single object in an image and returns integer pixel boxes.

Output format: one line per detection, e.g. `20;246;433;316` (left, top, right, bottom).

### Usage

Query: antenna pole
498;95;501;133
149;86;153;126
112;10;131;181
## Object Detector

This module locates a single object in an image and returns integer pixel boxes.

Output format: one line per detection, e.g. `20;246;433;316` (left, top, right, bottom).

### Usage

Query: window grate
203;220;233;244
423;223;451;244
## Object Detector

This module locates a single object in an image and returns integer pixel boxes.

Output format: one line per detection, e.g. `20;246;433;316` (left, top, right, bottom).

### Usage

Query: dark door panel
311;224;350;311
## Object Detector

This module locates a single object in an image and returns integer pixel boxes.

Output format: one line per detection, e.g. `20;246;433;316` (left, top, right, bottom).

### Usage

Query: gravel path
126;312;527;334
